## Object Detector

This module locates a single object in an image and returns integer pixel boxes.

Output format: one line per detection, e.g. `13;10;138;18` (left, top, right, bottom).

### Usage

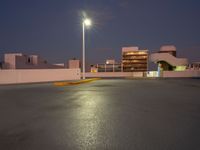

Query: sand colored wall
0;69;80;84
86;72;144;78
86;71;200;78
163;71;200;78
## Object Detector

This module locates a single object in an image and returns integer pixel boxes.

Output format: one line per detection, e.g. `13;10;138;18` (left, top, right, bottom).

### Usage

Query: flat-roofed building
122;47;148;72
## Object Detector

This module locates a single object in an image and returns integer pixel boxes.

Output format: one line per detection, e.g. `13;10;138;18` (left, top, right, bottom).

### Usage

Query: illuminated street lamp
82;18;92;79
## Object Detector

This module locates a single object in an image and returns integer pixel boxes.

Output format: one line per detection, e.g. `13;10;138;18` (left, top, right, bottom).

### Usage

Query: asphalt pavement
0;79;200;150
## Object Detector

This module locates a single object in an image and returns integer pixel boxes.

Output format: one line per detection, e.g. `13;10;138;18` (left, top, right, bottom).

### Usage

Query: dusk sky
0;0;200;66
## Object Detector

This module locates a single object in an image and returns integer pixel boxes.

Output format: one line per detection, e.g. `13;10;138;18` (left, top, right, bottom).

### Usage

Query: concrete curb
53;78;101;86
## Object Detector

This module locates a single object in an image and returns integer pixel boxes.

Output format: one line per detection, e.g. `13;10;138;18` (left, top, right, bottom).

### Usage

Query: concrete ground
0;79;200;150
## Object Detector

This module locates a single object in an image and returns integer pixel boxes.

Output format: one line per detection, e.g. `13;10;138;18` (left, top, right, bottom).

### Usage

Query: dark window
28;58;31;63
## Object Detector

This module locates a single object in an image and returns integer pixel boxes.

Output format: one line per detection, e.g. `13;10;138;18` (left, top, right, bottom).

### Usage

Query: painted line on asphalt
53;78;101;86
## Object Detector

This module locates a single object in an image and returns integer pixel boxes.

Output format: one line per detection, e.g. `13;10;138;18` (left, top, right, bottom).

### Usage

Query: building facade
122;47;148;72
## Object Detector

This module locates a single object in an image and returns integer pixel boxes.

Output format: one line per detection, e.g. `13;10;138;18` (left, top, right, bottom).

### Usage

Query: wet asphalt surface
0;79;200;150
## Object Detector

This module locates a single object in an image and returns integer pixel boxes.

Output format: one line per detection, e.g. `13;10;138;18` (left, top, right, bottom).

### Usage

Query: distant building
187;62;200;70
68;59;80;69
90;59;122;72
2;53;65;69
150;45;188;71
122;47;148;72
106;59;115;65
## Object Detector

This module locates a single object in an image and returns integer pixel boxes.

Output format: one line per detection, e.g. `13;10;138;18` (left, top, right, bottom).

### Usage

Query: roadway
0;79;200;150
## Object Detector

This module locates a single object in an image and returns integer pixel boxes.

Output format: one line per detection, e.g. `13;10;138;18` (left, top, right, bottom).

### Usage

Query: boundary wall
163;71;200;78
85;72;144;78
0;69;80;84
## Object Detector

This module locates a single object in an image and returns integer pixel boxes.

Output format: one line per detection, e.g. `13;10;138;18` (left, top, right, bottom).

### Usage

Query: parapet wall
163;71;200;78
86;72;144;78
0;69;80;85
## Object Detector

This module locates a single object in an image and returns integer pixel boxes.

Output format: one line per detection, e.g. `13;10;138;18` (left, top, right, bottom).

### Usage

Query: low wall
85;72;144;78
86;71;200;78
0;69;80;85
163;70;200;78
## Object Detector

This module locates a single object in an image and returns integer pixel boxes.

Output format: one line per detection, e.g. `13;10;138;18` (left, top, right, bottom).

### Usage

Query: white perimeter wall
0;69;80;84
163;70;200;77
86;71;200;78
86;72;144;78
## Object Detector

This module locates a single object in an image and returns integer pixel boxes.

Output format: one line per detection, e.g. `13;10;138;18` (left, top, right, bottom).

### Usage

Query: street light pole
82;22;85;79
82;18;92;80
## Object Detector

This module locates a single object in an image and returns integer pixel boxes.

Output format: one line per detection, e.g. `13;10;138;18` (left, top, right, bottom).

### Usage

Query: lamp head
83;18;92;26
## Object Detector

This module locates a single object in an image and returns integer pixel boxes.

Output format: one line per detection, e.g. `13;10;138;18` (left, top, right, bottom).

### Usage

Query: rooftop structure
150;45;188;71
2;53;65;69
159;45;177;56
68;59;80;69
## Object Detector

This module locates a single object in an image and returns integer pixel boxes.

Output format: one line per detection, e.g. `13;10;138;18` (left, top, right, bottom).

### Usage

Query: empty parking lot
0;79;200;150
